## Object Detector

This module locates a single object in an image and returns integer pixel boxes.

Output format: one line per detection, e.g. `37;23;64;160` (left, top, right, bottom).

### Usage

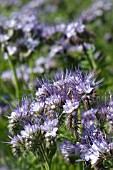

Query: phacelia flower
8;68;103;168
82;109;97;128
60;140;80;163
41;118;58;138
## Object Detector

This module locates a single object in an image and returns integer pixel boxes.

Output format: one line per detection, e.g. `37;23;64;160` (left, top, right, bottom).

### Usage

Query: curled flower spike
8;68;103;169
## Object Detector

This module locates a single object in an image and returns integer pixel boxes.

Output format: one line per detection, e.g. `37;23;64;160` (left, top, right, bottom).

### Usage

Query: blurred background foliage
0;0;113;169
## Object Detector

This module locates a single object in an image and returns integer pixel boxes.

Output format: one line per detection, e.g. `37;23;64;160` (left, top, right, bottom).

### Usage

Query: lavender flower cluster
8;68;105;169
0;0;48;59
0;0;21;8
0;0;111;90
78;0;112;23
1;0;111;63
0;16;102;86
60;95;113;169
0;14;94;61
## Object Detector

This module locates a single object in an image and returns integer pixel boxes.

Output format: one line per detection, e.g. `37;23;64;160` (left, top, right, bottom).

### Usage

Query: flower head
41;118;58;138
78;125;111;166
82;109;97;128
8;68;103;167
60;140;80;163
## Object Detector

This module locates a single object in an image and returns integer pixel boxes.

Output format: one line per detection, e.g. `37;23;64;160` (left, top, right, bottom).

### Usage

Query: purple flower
30;101;44;113
10;135;22;145
79;125;110;165
20;124;39;139
78;0;112;23
60;140;80;163
35;69;101;103
40;118;58;137
8;98;31;120
106;100;113;121
65;21;85;38
82;109;97;127
63;99;79;114
45;94;62;109
0;0;21;8
0;34;10;43
75;71;101;95
97;95;113;133
8;68;103;165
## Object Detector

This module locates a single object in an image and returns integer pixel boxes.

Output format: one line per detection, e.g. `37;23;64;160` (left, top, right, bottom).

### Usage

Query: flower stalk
8;54;20;99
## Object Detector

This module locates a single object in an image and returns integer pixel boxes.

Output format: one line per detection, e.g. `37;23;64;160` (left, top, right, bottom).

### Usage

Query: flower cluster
78;0;112;23
0;0;49;59
0;0;21;8
8;69;102;168
8;66;113;169
8;97;58;161
60;94;113;169
0;0;97;62
1;0;110;92
1;17;97;89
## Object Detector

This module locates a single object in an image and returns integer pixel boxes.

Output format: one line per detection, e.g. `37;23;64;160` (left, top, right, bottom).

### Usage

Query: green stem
35;144;51;170
44;162;50;170
87;48;97;70
8;55;20;99
29;58;34;91
79;162;84;170
35;150;45;170
40;144;51;170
